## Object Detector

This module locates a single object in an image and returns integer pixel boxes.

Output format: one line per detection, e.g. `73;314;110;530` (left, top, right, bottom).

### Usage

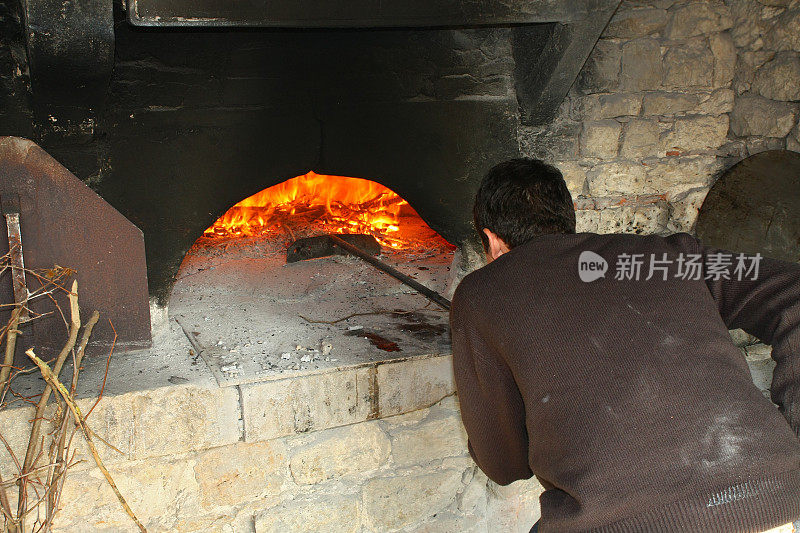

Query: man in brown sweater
450;159;800;532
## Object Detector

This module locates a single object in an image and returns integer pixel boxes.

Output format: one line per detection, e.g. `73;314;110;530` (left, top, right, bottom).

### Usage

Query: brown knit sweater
450;232;800;533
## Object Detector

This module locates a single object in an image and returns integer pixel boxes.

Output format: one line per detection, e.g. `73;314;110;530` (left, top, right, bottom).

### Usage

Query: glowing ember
204;172;435;249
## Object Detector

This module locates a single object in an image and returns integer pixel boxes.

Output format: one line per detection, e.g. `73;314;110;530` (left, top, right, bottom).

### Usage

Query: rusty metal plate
0;137;151;363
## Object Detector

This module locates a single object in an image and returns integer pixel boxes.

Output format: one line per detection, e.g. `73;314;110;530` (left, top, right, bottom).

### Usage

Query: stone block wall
1;341;775;533
3;1;798;253
521;0;800;238
726;0;800;155
54;396;542;533
2;2;799;531
0;355;544;533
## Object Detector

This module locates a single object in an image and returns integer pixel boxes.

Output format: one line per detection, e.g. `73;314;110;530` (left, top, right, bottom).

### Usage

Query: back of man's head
473;158;576;250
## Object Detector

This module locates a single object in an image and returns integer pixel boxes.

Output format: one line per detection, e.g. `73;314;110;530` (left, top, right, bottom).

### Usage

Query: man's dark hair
474;158;576;250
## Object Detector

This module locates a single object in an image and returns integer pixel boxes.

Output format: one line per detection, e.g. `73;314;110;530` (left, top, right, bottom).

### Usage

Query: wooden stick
0;306;21;392
47;401;73;522
18;280;80;525
85;321;116;420
43;310;99;520
328;234;452;311
43;445;78;532
71;311;99;394
1;462;64;487
25;348;147;533
174;316;204;356
0;469;13;527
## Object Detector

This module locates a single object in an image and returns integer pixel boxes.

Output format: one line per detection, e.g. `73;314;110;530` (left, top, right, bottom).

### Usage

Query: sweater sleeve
700;240;800;437
450;282;533;485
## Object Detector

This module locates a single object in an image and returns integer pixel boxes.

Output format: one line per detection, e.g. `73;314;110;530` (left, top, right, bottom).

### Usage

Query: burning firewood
203;172;415;249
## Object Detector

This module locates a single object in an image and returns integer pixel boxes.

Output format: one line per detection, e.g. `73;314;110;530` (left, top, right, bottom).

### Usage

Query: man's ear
482;229;510;261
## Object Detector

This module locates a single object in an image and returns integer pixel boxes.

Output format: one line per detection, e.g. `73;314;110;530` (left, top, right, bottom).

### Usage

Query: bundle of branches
0;254;145;533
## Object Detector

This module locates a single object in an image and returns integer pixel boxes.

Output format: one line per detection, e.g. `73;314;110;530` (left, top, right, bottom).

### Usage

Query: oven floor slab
169;239;454;387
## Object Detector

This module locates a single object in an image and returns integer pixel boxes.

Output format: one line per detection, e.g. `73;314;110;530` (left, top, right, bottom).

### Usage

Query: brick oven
0;0;620;356
2;0;800;530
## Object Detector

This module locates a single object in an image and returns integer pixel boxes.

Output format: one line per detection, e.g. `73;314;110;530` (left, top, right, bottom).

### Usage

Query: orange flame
205;171;419;248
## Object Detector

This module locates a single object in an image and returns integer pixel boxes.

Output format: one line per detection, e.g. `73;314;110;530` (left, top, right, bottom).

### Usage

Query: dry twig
25;349;147;533
0;258;108;533
17;281;80;526
0;470;12;525
0;307;21;392
85;319;116;420
43;309;99;524
0;263;125;532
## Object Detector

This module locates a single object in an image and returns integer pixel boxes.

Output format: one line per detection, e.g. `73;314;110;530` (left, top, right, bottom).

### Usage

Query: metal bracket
1;194;29;321
23;0;114;139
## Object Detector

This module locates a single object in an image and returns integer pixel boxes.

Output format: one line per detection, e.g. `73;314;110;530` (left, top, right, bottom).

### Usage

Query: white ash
169;236;453;386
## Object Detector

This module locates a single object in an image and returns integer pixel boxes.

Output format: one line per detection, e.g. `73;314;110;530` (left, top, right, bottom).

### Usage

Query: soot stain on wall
0;7;520;304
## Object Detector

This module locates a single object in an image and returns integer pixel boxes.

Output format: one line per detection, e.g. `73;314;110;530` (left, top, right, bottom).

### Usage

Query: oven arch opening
168;171;457;385
197;171;454;254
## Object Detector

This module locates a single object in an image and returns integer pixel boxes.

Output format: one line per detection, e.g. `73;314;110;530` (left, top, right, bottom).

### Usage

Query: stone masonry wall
1;343;774;533
726;0;800;155
2;2;799;532
520;0;800;238
0;353;544;533
53;395;542;533
3;1;799;241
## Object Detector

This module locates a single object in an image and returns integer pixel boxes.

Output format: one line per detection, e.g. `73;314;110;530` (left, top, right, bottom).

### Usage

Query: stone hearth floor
3;234;459;465
169;235;454;386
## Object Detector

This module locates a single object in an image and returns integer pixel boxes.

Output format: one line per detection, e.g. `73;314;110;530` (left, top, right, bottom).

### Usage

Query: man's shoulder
451;232;701;306
450;256;510;318
451;264;490;307
499;232;701;262
586;231;700;253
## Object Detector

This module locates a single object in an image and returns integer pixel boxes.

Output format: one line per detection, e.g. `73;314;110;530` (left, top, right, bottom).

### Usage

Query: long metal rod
328;234;451;311
5;211;29;321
